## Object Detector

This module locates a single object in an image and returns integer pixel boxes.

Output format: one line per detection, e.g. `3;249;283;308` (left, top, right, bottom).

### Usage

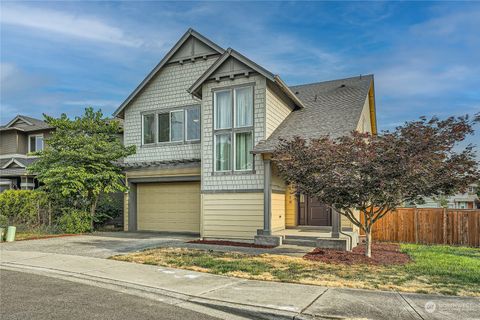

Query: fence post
443;208;447;245
414;207;418;244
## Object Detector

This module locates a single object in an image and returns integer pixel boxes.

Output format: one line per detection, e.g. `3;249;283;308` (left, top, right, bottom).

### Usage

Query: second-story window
28;134;44;153
143;105;200;145
142;114;155;144
214;86;254;172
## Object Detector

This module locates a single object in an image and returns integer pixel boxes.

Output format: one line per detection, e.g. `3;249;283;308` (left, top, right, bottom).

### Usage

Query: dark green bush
94;193;123;226
58;209;92;233
0;190;48;227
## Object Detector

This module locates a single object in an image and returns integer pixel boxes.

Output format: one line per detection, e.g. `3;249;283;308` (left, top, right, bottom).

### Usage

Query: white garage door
137;182;200;233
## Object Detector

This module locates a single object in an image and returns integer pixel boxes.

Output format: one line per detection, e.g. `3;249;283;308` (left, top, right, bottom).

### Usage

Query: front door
307;197;332;226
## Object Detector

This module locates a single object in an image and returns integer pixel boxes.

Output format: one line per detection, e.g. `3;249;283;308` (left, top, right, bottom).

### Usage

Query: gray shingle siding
123;58;217;164
201;75;266;191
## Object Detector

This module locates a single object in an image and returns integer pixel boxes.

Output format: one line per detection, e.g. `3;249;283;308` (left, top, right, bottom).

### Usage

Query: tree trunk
365;229;372;258
90;196;99;231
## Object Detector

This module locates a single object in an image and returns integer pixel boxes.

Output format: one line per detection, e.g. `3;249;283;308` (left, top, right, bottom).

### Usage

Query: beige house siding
123;57;217;164
271;192;285;232
201;75;266;191
265;82;293;138
356;95;372;134
285;186;297;227
201;192;263;239
0;131;18;155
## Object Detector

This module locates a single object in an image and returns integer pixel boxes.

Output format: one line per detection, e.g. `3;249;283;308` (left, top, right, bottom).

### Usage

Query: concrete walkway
1;250;478;320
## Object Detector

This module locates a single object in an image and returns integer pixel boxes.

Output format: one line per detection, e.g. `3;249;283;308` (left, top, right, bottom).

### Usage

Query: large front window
214;86;254;172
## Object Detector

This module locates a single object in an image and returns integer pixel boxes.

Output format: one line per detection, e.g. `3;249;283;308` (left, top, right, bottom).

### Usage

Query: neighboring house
415;184;479;209
114;29;377;244
0;115;54;192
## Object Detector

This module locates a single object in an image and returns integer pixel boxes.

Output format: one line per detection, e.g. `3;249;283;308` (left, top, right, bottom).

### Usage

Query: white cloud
0;4;142;47
64;99;121;108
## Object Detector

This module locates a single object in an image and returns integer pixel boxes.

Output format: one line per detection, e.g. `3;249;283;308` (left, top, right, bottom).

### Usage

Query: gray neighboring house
114;28;378;246
0;115;54;192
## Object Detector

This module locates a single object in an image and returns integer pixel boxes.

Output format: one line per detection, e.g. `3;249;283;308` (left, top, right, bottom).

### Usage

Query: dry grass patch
111;244;480;297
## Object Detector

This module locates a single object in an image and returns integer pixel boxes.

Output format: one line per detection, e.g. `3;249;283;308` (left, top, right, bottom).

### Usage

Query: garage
136;181;200;233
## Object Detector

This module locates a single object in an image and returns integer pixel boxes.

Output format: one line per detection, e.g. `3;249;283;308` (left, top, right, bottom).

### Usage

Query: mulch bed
188;239;275;249
303;242;411;265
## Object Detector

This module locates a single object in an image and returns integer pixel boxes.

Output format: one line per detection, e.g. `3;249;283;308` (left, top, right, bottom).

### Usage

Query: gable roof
0;115;53;132
253;75;375;154
113;28;225;118
188;48;305;109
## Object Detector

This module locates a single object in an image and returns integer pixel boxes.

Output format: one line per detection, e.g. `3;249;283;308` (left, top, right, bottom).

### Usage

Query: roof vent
340;84;346;88
314;94;317;101
295;91;299;94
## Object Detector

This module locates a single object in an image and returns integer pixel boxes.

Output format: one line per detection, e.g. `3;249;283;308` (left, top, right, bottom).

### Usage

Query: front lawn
112;243;480;297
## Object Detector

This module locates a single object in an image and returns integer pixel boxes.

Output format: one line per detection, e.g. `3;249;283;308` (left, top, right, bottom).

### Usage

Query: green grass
112;244;480;296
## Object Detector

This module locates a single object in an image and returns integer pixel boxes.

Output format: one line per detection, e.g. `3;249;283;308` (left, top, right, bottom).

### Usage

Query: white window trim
233;130;254;172
142;113;156;145
28;134;44;153
185;106;201;142
213;86;254;173
213;89;233;130
170;110;184;142
234;87;254;129
214;132;232;172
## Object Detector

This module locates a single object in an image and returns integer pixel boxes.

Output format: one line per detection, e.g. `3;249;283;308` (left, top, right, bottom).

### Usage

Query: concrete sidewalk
1;250;478;320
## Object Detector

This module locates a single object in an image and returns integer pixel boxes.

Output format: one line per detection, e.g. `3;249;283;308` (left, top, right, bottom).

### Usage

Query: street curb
0;262;309;320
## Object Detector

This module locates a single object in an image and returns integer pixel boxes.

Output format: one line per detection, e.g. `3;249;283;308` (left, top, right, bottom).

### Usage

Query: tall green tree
29;108;135;227
274;115;479;257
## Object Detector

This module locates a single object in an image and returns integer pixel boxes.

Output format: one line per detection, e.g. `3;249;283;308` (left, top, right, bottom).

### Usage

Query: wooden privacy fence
360;208;480;247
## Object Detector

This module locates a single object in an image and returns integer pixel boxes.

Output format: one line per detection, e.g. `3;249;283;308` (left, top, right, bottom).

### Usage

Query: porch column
262;158;272;235
331;208;340;238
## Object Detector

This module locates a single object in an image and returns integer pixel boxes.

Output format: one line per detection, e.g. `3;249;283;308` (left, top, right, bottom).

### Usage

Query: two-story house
0;115;54;192
114;29;377;246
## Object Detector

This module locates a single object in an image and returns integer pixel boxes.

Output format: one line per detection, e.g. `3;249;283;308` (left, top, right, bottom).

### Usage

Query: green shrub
0;214;8;228
94;193;122;226
58;209;92;233
0;190;48;227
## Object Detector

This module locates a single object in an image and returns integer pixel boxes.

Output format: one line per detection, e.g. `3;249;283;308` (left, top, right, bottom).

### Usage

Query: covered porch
254;154;359;250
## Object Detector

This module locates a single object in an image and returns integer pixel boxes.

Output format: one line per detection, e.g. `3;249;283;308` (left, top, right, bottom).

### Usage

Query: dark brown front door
307;197;332;226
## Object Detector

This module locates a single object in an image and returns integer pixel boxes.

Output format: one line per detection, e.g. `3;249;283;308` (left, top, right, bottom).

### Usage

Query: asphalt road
0;270;219;320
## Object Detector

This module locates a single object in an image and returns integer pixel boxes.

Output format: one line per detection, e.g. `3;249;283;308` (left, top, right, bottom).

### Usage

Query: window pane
143;114;155;144
235;87;253;128
171;110;184;142
36;136;43;151
235;132;253;170
186;107;200;141
158;113;170;142
215;90;232;129
29;136;36;152
215;134;231;171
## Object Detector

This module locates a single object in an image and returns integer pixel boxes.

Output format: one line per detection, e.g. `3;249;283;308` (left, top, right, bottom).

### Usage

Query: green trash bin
6;226;16;242
0;227;5;242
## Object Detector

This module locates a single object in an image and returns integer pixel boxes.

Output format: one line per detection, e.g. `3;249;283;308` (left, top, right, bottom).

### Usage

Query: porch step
282;238;317;247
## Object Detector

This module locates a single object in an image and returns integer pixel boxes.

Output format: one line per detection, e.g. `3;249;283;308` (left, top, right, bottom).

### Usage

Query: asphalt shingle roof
0;115;53;132
253;74;373;153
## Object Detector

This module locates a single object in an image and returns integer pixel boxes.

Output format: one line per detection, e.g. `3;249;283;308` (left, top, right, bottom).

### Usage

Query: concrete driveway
0;231;314;258
0;232;198;258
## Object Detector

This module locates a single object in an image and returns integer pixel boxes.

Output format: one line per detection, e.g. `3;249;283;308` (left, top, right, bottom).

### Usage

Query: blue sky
0;1;479;146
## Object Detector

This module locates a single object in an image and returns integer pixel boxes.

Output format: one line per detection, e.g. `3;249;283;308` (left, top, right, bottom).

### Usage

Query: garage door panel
137;182;200;233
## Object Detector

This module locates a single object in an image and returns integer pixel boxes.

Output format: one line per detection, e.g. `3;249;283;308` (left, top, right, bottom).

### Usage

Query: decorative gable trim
5;115;33;128
1;158;25;169
188;48;305;109
113;28;225;118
